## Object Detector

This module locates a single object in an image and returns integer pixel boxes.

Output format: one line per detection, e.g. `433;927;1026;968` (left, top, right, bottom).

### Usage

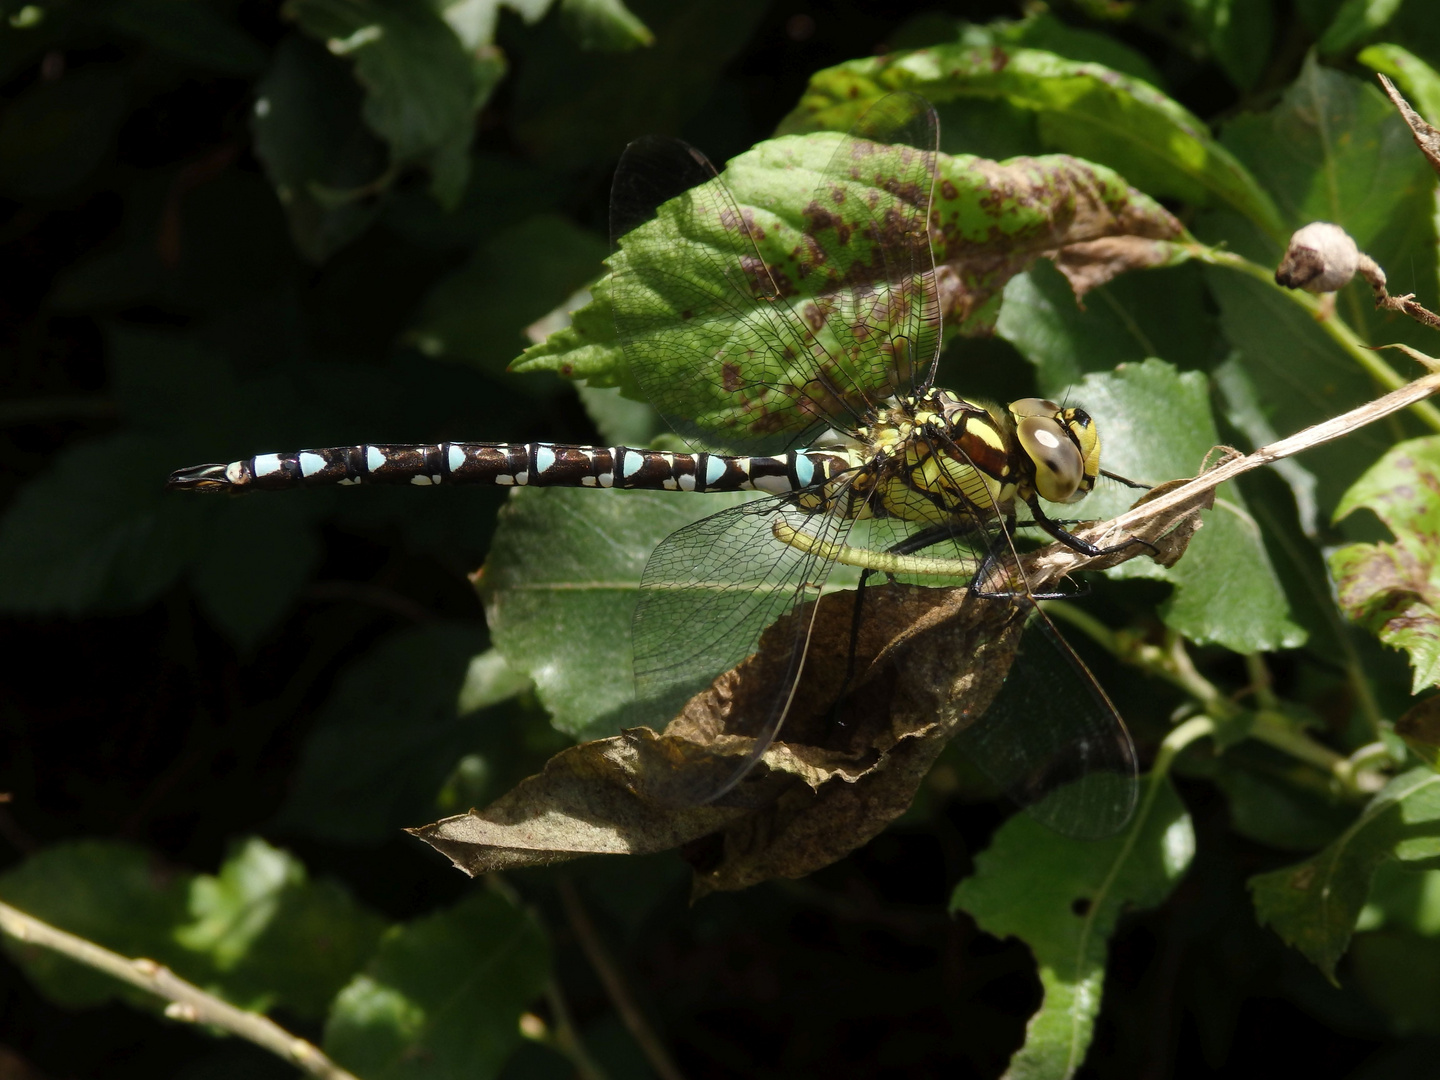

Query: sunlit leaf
518;134;1182;406
175;838;386;1019
952;775;1194;1079
1359;44;1440;122
1071;360;1305;653
780;42;1284;238
1251;768;1440;980
481;487;747;739
0;842;193;1010
324;890;549;1080
1329;436;1440;693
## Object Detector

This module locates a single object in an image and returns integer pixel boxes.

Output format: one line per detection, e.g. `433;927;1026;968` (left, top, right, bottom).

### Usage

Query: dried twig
556;877;687;1080
0;900;359;1080
1035;371;1440;582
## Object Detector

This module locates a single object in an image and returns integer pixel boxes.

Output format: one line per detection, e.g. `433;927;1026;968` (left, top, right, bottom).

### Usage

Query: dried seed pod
1274;222;1368;293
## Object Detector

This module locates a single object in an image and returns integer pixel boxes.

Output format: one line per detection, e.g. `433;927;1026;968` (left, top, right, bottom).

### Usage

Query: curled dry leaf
416;371;1440;893
1378;73;1440;179
1048;235;1181;300
414;474;1211;896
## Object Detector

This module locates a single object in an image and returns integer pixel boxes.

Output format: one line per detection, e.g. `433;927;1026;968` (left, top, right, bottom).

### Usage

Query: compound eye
1017;415;1085;503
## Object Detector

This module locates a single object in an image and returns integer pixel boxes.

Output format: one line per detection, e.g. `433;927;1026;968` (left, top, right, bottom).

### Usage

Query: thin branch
541;979;611;1080
556;877;686;1080
0;900;359;1080
1033;369;1440;595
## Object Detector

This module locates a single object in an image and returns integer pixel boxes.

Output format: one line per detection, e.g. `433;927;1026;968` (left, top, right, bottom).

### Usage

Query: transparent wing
631;492;859;804
953;602;1138;838
882;428;1139;838
802;91;942;404
609;93;940;452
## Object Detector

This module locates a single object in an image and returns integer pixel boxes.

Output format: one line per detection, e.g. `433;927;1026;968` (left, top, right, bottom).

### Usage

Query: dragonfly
168;93;1148;838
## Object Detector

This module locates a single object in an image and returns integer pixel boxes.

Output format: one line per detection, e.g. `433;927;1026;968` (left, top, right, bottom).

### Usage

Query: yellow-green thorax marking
813;388;1104;527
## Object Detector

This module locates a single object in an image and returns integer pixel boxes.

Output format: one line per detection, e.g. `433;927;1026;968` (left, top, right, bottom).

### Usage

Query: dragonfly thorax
843;390;1102;527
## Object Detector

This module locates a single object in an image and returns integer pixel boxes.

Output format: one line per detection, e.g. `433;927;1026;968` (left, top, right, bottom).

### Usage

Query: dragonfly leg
1025;496;1158;559
969;515;1084;602
829;521;992;718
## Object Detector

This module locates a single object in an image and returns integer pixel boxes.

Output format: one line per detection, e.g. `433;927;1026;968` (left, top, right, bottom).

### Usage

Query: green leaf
1318;0;1405;55
509;0;769;170
438;0;549;46
1175;0;1276;90
1068;360;1306;653
1201;266;1392;515
0;839;389;1019
1199;58;1439;519
175;838;387;1020
0;841;193;1010
1350;929;1440;1034
952;775;1194;1078
482;487;751;738
252;35;387;260
1358;859;1440;934
274;624;501;842
779;42;1285;239
408;214;608;373
977;12;1164;87
286;0;479;208
559;0;653;51
1359;43;1440;128
0;433;203;614
1218;57;1433;257
104;0;268;75
187;495;324;649
0;64;128;197
1210;753;1357;850
997;259;1218;389
1329;436;1440;693
324;890;549;1080
519;134;1181;425
1250;768;1440;981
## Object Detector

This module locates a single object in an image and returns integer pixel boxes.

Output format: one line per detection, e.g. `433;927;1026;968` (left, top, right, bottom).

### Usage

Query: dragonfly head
1009;398;1101;505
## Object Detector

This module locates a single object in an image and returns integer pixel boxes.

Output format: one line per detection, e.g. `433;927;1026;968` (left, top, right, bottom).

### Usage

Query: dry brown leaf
416;369;1440;894
414;470;1212;894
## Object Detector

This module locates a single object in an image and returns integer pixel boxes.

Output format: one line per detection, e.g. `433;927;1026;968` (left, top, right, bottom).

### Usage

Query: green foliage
1330;437;1440;693
6;2;1440;1076
1251;769;1440;982
324;890;549;1080
953;772;1194;1078
0;839;384;1017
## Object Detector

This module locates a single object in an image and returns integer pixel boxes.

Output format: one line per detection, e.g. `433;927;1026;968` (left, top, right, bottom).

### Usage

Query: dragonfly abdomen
165;441;855;495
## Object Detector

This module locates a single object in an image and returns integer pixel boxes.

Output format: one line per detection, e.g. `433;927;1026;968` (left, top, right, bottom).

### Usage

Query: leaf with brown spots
1329;436;1440;693
780;40;1282;238
515;119;1187;435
